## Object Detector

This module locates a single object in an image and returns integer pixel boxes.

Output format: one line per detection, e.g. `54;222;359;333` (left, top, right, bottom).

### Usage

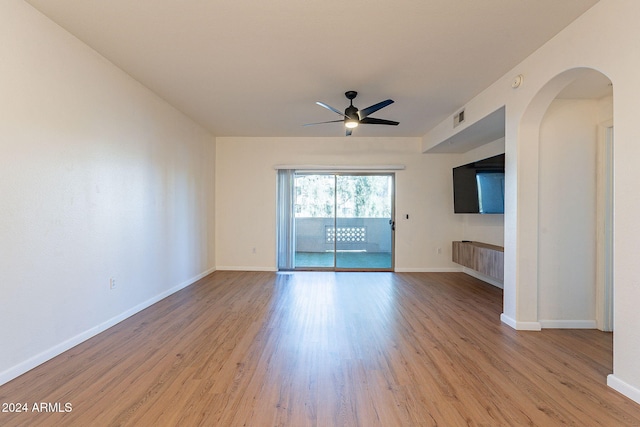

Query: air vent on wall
454;109;465;128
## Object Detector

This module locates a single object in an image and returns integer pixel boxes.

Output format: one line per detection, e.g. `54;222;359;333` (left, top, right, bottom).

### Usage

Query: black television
453;153;505;214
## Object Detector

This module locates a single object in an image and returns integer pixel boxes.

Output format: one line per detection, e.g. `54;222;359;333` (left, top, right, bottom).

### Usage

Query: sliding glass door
335;175;393;269
292;173;394;271
293;174;335;268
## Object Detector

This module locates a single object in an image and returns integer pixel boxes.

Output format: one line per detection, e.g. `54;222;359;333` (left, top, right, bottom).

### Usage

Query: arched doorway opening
518;67;613;331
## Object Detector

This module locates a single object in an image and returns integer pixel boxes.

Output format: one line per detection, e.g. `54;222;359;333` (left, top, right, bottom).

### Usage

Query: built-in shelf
452;241;504;284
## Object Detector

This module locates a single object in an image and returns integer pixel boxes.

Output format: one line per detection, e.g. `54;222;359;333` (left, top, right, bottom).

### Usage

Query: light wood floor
1;271;640;426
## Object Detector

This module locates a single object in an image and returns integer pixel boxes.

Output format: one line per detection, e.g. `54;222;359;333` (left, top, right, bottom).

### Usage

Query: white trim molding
394;267;462;273
608;375;640;405
539;320;597;329
500;313;542;331
461;267;504;289
273;164;405;171
216;266;278;272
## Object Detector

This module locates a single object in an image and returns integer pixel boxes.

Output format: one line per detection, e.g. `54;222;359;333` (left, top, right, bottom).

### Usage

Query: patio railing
295;217;391;253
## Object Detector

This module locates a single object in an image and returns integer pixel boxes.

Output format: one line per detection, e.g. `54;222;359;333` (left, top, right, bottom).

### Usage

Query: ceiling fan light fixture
345;120;359;129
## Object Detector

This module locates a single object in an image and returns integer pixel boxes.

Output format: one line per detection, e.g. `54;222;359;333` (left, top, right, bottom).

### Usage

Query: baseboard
608;374;640;405
216;266;278;272
539;319;597;329
0;267;216;387
500;313;542;331
394;267;462;273
216;266;463;273
217;266;460;273
461;267;504;289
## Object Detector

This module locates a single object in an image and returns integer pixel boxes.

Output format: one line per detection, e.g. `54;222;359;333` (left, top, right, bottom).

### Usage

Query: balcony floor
295;251;392;269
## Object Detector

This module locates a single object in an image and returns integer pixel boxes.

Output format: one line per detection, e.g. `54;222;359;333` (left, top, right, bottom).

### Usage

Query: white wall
215;137;461;272
0;0;215;385
422;0;640;405
538;99;598;327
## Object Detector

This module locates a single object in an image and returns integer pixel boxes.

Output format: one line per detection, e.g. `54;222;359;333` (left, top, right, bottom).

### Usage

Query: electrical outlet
437;247;442;255
110;277;116;290
252;247;257;254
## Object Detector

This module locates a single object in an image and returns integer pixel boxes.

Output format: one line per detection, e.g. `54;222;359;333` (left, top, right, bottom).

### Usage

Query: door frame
293;171;396;272
596;122;614;331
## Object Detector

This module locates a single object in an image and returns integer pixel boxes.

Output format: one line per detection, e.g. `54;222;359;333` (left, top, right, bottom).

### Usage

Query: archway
517;67;613;330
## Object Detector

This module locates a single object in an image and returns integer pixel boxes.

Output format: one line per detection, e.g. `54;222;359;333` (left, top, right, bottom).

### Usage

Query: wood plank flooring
1;271;640;426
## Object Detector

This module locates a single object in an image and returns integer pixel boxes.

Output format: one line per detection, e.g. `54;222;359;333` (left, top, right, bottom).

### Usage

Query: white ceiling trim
273;165;405;172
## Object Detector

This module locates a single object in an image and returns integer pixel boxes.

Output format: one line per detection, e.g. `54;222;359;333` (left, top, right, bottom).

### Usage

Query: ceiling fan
304;91;399;136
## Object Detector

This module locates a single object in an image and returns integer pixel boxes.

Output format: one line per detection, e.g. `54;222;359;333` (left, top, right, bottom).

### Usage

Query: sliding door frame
292;171;396;272
334;172;395;272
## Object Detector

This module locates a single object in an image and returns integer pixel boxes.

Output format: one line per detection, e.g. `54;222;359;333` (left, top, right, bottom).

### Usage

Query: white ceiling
25;0;600;138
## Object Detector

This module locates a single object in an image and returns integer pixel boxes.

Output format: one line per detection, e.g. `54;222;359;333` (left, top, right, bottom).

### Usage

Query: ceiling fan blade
346;128;353;136
316;101;349;119
360;117;399;126
357;99;394;120
303;119;345;126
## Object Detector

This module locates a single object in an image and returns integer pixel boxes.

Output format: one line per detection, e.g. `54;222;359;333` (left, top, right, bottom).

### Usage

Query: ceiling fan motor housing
344;91;359;120
345;105;359;120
